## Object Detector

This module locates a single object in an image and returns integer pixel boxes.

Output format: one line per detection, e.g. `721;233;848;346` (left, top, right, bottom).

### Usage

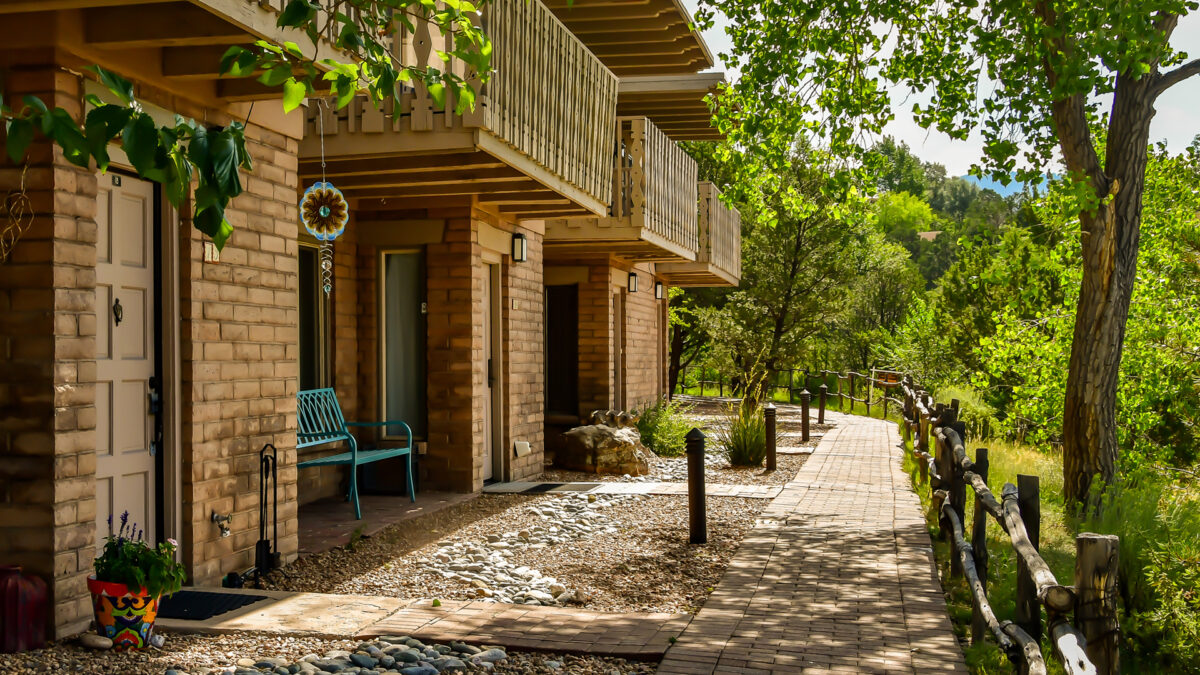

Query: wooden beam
216;77;332;101
547;4;674;21
0;0;163;12
476;191;563;204
300;152;505;178
162;44;249;78
84;3;248;48
318;169;529;191
338;179;546;199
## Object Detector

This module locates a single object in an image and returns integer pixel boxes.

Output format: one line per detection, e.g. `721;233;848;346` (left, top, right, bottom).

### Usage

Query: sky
680;1;1200;176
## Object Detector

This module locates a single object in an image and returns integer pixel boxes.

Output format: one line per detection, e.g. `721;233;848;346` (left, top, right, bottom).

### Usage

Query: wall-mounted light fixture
655;281;664;299
511;233;528;263
627;272;638;293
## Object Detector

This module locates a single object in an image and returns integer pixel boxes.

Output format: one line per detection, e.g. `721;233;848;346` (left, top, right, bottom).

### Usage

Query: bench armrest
345;420;414;442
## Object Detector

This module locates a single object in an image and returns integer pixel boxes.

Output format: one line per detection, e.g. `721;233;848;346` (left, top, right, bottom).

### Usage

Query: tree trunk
1061;77;1152;505
669;327;685;396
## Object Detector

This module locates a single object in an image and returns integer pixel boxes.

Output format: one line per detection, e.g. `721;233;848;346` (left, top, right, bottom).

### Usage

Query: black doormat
522;482;565;493
157;590;267;621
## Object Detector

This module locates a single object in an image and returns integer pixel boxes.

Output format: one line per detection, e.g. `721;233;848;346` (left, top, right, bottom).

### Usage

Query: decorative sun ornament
300;182;348;241
299;181;348;296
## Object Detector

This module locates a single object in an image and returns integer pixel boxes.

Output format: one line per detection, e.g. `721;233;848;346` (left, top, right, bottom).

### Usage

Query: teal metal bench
296;388;415;519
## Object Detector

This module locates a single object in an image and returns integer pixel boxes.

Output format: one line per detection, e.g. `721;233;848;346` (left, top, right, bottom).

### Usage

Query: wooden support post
1076;533;1120;675
818;384;827;425
800;389;811;442
865;371;872;418
1016;474;1041;644
837;375;844;411
765;403;777;472
719;374;724;398
685;428;707;544
788;369;794;404
971;448;990;645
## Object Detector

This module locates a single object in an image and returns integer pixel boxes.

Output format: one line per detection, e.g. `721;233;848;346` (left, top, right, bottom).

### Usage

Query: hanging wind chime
299;100;348;296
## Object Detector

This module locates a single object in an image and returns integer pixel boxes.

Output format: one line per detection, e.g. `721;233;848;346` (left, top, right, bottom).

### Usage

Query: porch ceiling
544;0;714;76
302;150;597;220
0;0;342;103
618;73;725;141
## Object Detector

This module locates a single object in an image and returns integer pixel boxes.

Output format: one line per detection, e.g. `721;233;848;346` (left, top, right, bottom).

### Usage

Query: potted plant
88;512;186;649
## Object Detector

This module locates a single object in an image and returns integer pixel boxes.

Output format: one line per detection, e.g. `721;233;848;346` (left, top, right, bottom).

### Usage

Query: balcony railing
658;182;741;286
609;117;699;253
301;0;617;211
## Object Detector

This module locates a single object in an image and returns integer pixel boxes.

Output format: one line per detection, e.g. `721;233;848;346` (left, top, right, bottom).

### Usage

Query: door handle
112;298;123;326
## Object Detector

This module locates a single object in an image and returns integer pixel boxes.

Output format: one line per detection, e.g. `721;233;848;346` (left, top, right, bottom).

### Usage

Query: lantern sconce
655;281;664;299
512;233;528;263
627;272;638;293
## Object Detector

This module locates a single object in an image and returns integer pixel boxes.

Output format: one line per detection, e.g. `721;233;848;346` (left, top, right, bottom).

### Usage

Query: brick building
0;0;740;638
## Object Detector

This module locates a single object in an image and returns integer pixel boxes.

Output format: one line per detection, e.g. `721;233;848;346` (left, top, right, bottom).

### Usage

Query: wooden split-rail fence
675;366;906;419
901;377;1119;675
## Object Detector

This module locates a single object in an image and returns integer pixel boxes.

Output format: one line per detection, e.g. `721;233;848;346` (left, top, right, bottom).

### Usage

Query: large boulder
557;425;652;475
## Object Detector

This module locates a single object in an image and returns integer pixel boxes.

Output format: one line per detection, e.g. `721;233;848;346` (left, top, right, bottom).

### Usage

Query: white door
95;174;157;548
482;264;496;481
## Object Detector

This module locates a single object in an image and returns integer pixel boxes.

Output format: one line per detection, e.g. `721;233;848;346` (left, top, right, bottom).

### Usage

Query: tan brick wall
0;64;101;636
574;262;668;417
500;223;544;481
624;264;666;411
178;112;301;587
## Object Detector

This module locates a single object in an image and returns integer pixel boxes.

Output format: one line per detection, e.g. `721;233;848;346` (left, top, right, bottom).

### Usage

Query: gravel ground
0;633;656;674
269;493;764;614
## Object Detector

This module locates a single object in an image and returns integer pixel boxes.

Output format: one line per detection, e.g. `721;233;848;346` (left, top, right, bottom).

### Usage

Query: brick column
425;213;483;492
0;64;99;636
577;264;614;417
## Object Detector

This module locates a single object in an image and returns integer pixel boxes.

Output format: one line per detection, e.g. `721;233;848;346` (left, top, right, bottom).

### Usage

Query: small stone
587;494;597;503
399;668;438;675
396;649;421;663
549;583;566;596
149;633;166;648
471;649;507;664
79;633;113;650
379;655;396;669
433;656;467;671
544;660;563;670
350;653;378;668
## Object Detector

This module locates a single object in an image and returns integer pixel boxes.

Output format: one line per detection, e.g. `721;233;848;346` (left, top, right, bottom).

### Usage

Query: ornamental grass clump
94;512;186;598
717;401;767;467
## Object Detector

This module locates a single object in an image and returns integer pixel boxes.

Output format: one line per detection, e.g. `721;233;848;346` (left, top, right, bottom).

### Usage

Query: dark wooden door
545;284;579;416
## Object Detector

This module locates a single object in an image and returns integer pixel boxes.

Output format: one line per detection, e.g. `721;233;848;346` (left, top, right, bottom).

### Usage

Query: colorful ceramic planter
86;577;159;650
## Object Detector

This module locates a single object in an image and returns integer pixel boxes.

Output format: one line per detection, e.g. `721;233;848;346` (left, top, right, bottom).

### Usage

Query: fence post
865;372;872;418
787;369;794;404
1016;474;1041;644
1076;533;1119;675
800;389;811;442
765;403;777;472
837;374;844;411
818;384;827;425
719;373;724;398
685;428;707;544
971;448;989;645
950;449;966;578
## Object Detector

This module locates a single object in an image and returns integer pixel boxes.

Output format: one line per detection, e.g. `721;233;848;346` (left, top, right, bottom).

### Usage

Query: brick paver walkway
362;599;690;659
658;415;967;674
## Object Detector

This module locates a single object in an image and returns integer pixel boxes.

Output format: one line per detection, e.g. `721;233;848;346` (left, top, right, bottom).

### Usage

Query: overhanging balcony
659;181;741;286
299;0;618;220
544;116;698;262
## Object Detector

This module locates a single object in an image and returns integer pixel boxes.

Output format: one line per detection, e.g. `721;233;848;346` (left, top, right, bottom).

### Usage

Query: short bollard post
800;389;811;442
765;403;777;472
685;428;707;544
818;384;828;425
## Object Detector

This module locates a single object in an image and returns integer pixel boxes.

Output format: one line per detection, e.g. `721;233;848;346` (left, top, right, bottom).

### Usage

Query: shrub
935;384;999;441
636;399;695;457
717;401;766;467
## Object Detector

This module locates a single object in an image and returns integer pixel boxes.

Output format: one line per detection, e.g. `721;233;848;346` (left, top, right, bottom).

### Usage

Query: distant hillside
959;174;1026;198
